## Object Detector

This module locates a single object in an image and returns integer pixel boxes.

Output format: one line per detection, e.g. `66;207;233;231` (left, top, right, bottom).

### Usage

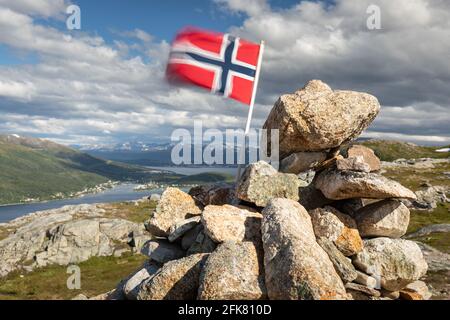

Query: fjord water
0;184;159;223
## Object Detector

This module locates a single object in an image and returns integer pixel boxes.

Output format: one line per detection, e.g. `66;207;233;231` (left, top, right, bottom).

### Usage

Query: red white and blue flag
166;28;263;105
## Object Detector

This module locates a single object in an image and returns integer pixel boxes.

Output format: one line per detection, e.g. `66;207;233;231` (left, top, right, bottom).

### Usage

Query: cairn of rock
105;80;430;301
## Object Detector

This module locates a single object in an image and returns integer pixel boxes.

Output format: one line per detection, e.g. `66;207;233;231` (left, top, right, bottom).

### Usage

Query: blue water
0;166;238;223
0;184;160;223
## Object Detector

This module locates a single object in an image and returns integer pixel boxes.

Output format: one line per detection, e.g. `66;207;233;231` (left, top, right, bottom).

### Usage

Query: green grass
104;200;157;224
407;204;450;234
174;172;234;185
411;232;450;254
0;253;147;300
355;140;450;162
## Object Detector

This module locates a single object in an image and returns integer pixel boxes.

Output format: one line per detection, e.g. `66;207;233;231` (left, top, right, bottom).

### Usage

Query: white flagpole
235;40;265;185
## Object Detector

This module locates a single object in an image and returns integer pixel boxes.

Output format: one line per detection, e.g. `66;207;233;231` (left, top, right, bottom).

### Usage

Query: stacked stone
109;80;430;301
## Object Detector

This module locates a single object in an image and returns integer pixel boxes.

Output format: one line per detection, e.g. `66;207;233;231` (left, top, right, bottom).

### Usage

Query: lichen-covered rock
263;80;380;156
402;281;432;300
355;200;410;238
140;239;185;264
198;241;267;300
347;145;381;172
280;151;328;174
181;224;204;250
309;206;363;256
353;238;428;291
201;205;262;243
261;198;347;300
137;254;208;300
145;187;202;237
315;170;417;200
317;237;358;283
236;161;301;207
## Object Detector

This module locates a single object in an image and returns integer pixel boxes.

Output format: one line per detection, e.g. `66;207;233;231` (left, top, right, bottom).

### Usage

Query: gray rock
123;260;160;300
298;184;334;210
263;80;380;156
345;282;380;297
198;241;267;300
353;238;428;291
317;237;358;283
168;216;201;242
236;161;301;207
336;156;371;173
137;254;208;300
187;231;216;255
140;239;185;264
261;198;347;300
280;151;327;174
181;224;203;250
146;187;202;237
355;199;410;238
315;169;417;200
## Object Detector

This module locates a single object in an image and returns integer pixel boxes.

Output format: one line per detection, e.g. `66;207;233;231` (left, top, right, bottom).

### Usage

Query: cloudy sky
0;0;449;146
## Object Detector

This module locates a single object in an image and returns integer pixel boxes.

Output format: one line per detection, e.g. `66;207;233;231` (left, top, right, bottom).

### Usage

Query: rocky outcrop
261;198;347;300
0;204;146;277
353;238;428;291
355;200;410;238
198;241;267;300
236;161;301;207
145;187;202;237
263;80;380;156
315;170;417;200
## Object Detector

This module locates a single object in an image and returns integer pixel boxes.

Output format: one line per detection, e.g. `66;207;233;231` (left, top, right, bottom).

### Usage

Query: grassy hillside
0;135;163;205
354;140;449;162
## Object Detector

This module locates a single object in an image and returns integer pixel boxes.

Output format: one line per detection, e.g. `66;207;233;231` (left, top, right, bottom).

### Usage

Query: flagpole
235;40;265;185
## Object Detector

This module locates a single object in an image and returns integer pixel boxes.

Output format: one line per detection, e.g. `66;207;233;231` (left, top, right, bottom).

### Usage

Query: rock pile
108;80;430;300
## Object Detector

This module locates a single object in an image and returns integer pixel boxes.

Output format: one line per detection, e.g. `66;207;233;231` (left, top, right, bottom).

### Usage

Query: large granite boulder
201;205;262;243
236;161;301;207
198;241;267;300
263;80;380;156
355;200;410;238
315;170;417;200
353;238;428;291
261;198;347;300
309;206;363;256
145;187;202;237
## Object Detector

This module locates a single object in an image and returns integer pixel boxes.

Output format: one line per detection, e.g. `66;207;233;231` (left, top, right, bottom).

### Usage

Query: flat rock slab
353;238;428;291
280;151;328;174
263;80;380;156
201;205;262;243
236;161;301;207
198;241;267;300
168;216;201;242
315;169;417;200
261;198;347;300
140;239;185;264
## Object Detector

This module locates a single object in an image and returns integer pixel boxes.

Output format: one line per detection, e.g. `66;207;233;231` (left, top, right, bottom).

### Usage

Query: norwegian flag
166;28;263;105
